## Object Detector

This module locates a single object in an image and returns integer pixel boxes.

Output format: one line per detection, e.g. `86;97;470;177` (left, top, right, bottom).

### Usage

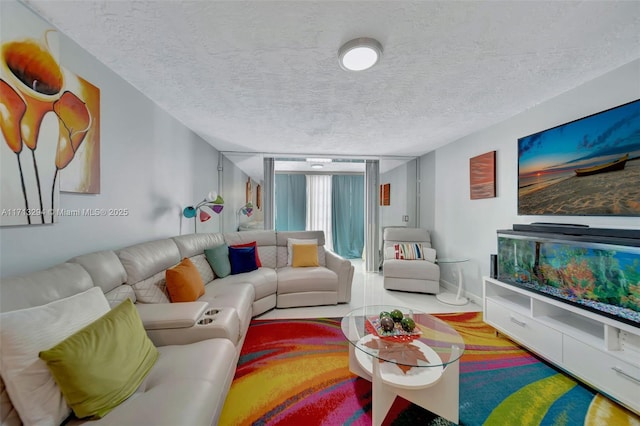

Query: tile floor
256;259;481;320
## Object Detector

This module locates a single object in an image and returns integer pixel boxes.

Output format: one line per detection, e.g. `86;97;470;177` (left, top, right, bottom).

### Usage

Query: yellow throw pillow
165;257;206;302
39;299;158;419
292;243;319;267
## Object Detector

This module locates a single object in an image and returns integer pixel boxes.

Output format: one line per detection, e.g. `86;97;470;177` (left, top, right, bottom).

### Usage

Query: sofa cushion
213;268;277;301
131;270;171;304
384;259;440;281
39;299;158;419
117;239;181;285
189;253;215;283
292;243;319;267
68;250;127;295
0;287;110;425
276;231;327;268
230;241;262;267
276;266;337;294
172;233;226;259
104;284;137;308
383;227;432;246
0;262;93;313
229;247;258;275
200;282;255;336
205;244;231;278
165;258;206;303
101;339;236;426
224;230;277;269
286;238;317;266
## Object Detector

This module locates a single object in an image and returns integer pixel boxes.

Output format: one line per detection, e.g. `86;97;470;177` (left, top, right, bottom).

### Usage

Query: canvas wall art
0;2;100;226
59;74;100;194
470;151;496;200
380;183;390;206
518;100;640;216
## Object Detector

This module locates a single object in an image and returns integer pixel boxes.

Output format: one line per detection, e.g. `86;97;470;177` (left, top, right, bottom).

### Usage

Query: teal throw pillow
205;244;231;278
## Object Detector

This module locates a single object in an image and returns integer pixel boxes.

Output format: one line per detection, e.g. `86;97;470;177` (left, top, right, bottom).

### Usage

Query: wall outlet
402;215;409;222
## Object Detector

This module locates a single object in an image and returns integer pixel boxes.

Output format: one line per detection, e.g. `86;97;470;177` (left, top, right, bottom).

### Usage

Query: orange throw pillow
230;241;262;267
165;258;205;302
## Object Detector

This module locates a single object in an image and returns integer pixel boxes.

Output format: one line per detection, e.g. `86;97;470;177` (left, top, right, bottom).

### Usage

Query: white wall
0;1;234;277
220;155;255;233
421;59;640;300
380;159;418;228
419;152;436;231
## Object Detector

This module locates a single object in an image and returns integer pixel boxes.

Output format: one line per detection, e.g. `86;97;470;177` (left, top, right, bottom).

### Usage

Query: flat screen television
518;99;640;216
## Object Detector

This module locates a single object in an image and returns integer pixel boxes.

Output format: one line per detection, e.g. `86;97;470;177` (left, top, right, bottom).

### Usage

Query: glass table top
341;305;466;369
436;258;470;264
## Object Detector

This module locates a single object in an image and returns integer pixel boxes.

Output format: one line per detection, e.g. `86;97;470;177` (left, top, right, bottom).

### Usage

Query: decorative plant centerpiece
369;309;420;339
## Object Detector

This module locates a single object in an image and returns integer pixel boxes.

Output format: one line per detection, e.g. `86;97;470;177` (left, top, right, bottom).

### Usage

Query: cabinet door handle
612;367;640;384
510;316;526;327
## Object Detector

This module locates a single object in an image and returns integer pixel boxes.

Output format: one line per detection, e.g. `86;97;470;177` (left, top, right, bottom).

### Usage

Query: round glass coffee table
341;305;465;425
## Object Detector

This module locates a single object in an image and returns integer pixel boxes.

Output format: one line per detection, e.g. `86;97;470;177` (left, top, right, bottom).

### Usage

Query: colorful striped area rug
218;312;639;425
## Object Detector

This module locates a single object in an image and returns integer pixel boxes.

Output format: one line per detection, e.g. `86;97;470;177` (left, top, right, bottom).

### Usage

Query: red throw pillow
230;241;262;267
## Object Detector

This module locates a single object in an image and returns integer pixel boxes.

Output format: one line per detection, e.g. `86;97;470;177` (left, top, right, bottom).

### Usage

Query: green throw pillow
205;244;231;278
39;299;158;419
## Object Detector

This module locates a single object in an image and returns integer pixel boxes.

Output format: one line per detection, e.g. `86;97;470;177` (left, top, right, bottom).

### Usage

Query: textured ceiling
24;1;640;162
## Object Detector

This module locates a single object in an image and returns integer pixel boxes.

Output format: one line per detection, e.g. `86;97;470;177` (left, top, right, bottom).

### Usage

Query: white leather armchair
382;227;440;294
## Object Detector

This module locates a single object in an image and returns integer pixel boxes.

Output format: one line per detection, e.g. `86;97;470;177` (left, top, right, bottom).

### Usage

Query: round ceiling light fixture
338;37;382;71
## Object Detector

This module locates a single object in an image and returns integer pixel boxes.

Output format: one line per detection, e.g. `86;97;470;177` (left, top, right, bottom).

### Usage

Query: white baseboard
439;279;482;308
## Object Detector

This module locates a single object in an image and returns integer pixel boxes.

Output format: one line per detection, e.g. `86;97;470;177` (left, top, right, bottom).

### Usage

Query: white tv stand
483;277;640;415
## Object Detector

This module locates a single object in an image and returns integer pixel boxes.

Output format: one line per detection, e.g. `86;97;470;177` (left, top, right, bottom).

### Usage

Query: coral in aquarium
558;260;596;299
620;260;640;313
621;283;640;313
497;233;640;325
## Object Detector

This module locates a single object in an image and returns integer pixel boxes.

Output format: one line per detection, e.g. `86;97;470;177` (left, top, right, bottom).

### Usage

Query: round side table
435;258;470;306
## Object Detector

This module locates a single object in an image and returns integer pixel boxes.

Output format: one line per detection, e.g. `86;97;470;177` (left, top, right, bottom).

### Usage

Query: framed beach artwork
518;99;640;216
470;151;496;200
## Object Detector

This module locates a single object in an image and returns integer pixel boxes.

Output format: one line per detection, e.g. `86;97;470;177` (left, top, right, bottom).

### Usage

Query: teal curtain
332;175;364;258
275;174;306;231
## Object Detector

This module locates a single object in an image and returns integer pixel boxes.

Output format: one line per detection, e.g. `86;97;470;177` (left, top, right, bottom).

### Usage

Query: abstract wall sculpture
0;2;100;226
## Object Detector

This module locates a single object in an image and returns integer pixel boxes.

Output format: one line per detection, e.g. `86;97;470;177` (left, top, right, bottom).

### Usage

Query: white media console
483;276;640;415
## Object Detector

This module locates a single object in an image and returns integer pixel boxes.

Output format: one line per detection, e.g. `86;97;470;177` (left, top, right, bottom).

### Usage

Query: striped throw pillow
393;243;426;260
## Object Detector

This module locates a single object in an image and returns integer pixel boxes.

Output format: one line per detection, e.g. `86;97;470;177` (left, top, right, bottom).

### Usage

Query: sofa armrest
325;250;354;303
136;303;241;346
136;302;209;330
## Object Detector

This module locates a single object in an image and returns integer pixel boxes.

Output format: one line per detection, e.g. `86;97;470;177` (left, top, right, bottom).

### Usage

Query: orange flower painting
59;74;100;194
0;2;100;226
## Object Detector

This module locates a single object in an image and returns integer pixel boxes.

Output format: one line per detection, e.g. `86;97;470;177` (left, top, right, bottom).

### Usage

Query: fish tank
497;229;640;327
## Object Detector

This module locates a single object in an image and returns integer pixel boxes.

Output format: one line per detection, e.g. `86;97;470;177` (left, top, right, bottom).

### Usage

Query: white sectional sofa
0;230;354;426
